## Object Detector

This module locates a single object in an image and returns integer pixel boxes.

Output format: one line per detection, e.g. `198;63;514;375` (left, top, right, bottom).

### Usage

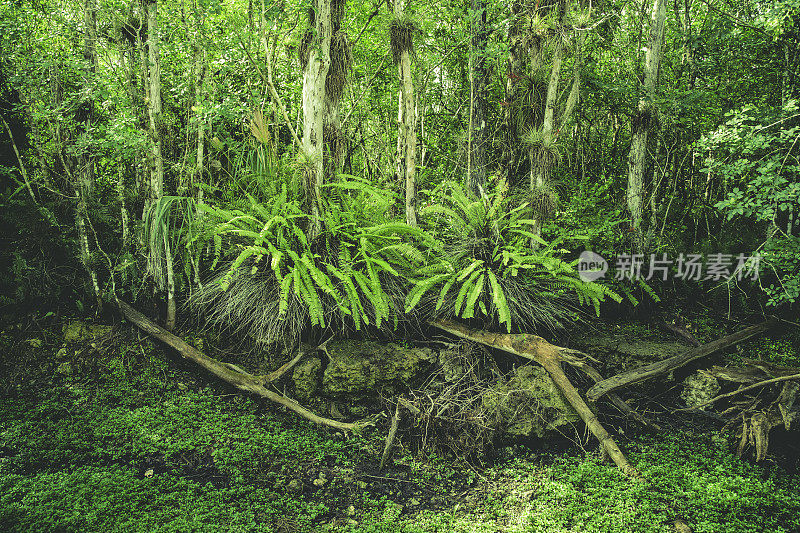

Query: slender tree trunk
301;0;332;238
626;0;666;253
393;0;417;226
467;0;488;197
502;0;526;183
143;0;176;329
529;0;569;241
77;0;102;309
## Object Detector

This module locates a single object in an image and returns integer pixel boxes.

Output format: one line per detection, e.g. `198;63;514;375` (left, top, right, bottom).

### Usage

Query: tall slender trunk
626;0;666;253
467;0;488;197
529;0;569;241
301;0;333;238
393;0;417;226
77;0;102;309
502;0;526;182
143;0;176;329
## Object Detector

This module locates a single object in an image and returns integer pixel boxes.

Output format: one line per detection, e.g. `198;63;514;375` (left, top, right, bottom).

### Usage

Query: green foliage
411;180;621;332
191;178;435;343
699;100;800;307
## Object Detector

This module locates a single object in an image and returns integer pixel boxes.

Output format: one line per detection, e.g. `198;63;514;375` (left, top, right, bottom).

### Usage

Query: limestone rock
682;370;720;409
322;341;431;396
292;356;323;401
63;321;112;343
482;365;580;437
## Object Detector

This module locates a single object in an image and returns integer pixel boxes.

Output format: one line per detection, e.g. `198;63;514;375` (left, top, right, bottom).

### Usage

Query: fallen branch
570;360;661;431
116;299;365;431
674;373;800;413
587;317;779;402
430;319;639;477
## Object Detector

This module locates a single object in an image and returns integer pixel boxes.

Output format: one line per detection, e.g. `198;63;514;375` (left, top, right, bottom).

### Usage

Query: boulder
63;320;112;343
322;341;433;396
482;365;580;437
293;356;323;401
682;370;721;409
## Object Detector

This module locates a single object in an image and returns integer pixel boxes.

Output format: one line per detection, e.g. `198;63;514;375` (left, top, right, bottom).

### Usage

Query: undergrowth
1;323;798;532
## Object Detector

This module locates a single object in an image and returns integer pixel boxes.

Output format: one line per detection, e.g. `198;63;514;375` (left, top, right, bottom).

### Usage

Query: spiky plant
190;178;437;345
406;179;621;332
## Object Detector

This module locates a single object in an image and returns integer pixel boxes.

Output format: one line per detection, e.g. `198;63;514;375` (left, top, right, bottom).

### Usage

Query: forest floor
1;313;799;533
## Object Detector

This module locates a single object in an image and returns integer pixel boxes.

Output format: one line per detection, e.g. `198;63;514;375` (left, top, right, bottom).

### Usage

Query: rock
313;477;327;487
569;336;686;368
439;348;466;382
682;370;720;409
63;321;112;343
356;480;368;489
26;338;43;348
346;505;356;516
55;347;70;360
322;341;431;396
292;356;322;401
482;365;580;437
56;362;72;376
286;479;303;493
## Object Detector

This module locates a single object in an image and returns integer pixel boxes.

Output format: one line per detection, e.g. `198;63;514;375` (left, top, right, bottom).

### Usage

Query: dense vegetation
1;0;799;530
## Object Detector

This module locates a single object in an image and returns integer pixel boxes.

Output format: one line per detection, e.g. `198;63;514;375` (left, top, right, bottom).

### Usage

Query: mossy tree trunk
143;0;176;330
76;0;102;309
626;0;666;253
301;0;333;238
502;0;527;184
467;0;488;197
392;0;417;226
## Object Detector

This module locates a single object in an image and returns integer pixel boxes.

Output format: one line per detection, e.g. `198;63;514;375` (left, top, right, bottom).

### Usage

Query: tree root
116;299;367;431
430;319;639;477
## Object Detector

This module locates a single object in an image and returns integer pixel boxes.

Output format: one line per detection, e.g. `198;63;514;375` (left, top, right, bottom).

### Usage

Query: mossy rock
482;365;580;437
682;370;721;409
62;320;112;344
293;356;323;402
322;341;433;396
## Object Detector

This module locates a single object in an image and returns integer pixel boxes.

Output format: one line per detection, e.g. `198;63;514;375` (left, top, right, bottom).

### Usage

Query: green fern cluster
191;180;435;343
409;180;622;332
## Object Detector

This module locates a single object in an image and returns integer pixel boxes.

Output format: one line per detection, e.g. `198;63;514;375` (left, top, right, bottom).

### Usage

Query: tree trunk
466;0;488;197
143;0;176;330
530;0;568;241
502;0;526;183
393;0;417;226
77;0;102;309
301;0;333;238
626;0;666;253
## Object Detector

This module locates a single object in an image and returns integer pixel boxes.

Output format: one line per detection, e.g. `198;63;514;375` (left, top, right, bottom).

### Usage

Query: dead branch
587;317;779;402
116;299;365;431
674;373;800;413
430;319;639;477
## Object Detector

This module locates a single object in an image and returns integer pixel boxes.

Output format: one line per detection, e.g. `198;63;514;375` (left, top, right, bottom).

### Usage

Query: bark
431;319;639;477
466;0;488;197
626;0;666;253
301;0;332;238
587;317;779;401
502;0;527;183
394;0;418;226
116;299;365;431
143;0;176;330
77;0;102;309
